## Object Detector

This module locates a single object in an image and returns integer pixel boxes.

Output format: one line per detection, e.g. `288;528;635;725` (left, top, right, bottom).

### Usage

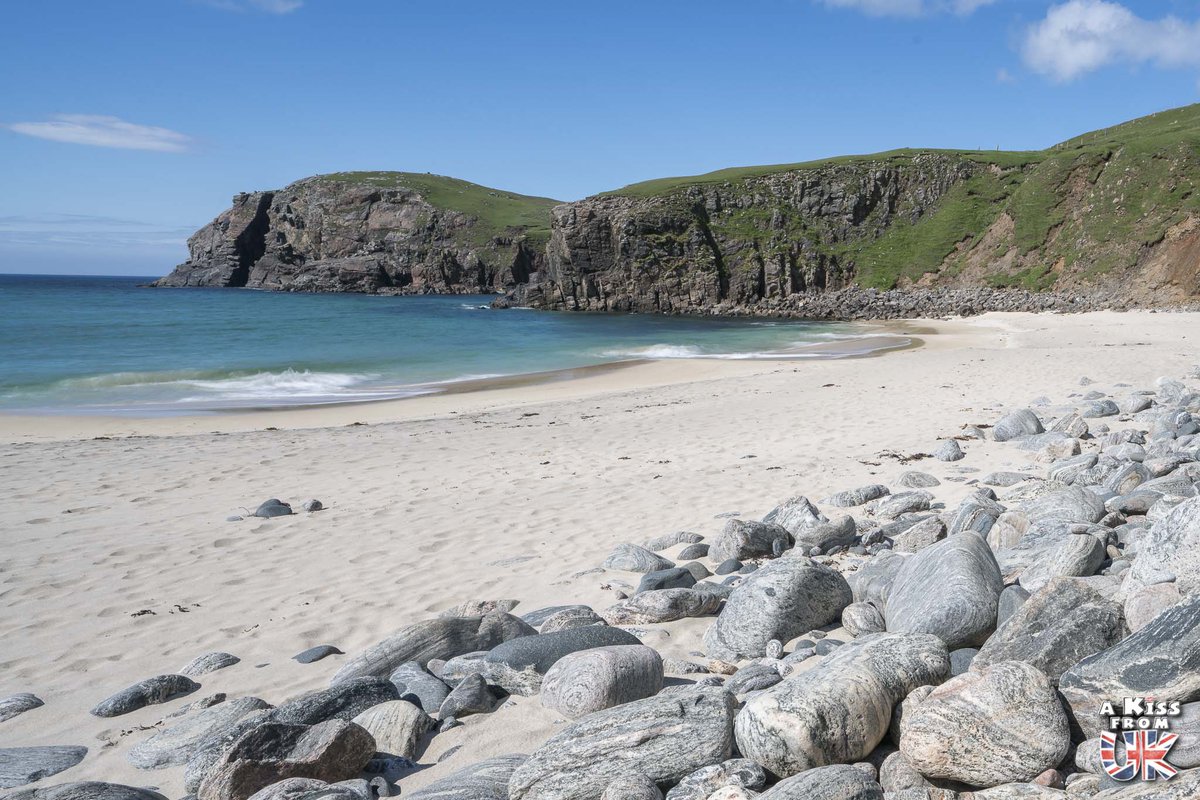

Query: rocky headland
158;105;1200;319
7;359;1200;799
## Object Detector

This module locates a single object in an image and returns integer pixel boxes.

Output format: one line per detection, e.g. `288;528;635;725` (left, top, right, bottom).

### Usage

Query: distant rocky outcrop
154;174;556;294
159;105;1200;317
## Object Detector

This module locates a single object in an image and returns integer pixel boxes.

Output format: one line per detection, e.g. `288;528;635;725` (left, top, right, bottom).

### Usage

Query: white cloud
1023;0;1200;82
818;0;996;17
5;115;192;153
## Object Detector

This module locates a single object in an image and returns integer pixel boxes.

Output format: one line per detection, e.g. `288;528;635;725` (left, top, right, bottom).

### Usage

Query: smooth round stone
0;694;44;724
714;559;742;575
293;645;344;664
180;652;240;677
253;499;293;518
541;645;663;718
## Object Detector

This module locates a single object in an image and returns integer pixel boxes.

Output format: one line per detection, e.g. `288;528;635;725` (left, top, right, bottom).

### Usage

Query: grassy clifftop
316;171;561;244
597;104;1200;292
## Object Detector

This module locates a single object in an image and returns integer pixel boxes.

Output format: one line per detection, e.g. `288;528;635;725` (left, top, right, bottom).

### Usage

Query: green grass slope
317;171;561;244
601;104;1200;291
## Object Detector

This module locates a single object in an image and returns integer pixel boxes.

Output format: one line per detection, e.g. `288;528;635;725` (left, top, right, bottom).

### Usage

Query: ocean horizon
0;273;903;416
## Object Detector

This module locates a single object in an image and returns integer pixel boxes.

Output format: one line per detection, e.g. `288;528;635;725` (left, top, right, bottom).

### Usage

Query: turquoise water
0;275;887;415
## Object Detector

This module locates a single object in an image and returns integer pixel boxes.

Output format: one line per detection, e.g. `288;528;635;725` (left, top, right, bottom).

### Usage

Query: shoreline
3;308;1198;796
0;325;920;443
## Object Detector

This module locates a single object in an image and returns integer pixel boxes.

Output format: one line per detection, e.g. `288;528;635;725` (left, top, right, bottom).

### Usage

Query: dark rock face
155;177;548;294
508;687;736;800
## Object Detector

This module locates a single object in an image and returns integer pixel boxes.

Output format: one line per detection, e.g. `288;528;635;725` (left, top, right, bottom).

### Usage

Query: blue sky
3;0;1200;275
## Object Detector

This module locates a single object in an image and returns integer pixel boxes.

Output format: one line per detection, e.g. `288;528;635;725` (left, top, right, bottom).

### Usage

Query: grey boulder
481;626;640;696
601;589;720;625
404;753;527;800
329;612;536;684
993;409;1045;442
128;696;272;769
823;484;890;508
973;577;1123;682
885;533;1002;649
664;759;765;800
1059;591;1200;737
842;602;886;638
1128;496;1200;594
0;747;88;790
602;544;674;573
388;662;450;714
197;720;375;800
90;674;200;718
350;700;431;759
0;784;166;800
272;677;398;725
734;632;949;778
0;694;43;724
900;660;1071;788
181;653;241;677
704;557;852;661
508;687;736;800
541;645;663;718
709;519;791;563
757;764;884;799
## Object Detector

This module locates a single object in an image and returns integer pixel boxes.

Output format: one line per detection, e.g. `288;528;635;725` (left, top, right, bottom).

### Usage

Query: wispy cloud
0;214;194;251
201;0;303;13
818;0;996;17
5;115;193;152
1023;1;1200;82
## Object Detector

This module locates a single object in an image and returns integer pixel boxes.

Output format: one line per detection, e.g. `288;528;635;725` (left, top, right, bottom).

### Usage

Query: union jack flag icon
1101;730;1179;781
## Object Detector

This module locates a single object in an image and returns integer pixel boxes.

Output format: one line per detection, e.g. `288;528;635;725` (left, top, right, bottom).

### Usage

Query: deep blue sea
0;275;886;415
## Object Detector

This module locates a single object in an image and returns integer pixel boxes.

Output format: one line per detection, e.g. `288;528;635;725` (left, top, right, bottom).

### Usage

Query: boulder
850;550;910;609
1059;592;1200;737
508;687;736;800
181;653;241;677
330;612;536;684
197;720;376;800
439;673;495;718
663;759;765;800
898;472;941;489
599;774;661;800
1128;496;1200;594
993;409;1044;441
1124;582;1182;632
405;753;527;800
538;607;606;633
603;544;674;573
1016;533;1105;592
756;764;884;799
823;485;890;508
735;633;949;777
90;675;200;718
891;517;946;554
0;747;88;790
900;661;1070;787
793;516;859;552
387;662;450;713
0;784;166;800
129;697;272;769
885;533;1002;649
843;602;887;638
350;700;430;759
636;567;697;594
482;626;640;696
972;577;1123;682
709;519;791;563
541;645;663;718
0;694;43;724
763;496;826;535
932;440;964;462
272;677;398;725
704;557;852;661
601;589;720;625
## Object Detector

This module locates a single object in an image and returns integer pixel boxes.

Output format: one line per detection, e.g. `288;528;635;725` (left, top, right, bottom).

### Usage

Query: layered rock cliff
155;173;557;293
513;104;1200;312
159;105;1200;314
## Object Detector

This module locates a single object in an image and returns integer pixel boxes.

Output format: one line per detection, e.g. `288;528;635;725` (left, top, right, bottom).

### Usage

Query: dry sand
0;310;1196;794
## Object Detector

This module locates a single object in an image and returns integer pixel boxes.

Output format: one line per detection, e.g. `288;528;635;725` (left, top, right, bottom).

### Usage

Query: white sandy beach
1;310;1197;795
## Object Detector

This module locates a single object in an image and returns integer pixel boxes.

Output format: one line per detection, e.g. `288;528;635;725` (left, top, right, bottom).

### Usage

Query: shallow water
0;274;898;415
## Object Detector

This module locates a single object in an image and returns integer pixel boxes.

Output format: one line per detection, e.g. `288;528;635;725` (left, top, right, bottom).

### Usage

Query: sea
0;274;903;416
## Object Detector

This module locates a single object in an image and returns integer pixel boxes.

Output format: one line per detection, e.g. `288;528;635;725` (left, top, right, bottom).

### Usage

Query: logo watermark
1099;698;1181;782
